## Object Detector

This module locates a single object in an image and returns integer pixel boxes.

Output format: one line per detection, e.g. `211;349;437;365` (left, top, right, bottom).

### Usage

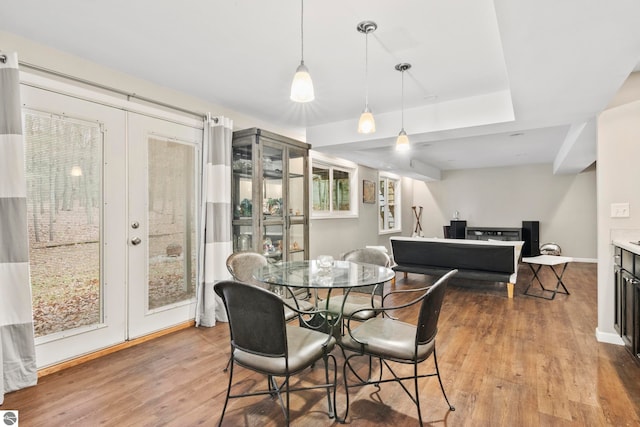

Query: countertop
613;239;640;255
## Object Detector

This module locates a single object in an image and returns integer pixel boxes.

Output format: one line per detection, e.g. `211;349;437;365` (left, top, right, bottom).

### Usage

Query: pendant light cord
300;0;305;63
401;69;405;129
365;32;369;106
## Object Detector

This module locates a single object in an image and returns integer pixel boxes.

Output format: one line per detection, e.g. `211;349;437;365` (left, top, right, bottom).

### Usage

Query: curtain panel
0;52;37;405
196;115;233;327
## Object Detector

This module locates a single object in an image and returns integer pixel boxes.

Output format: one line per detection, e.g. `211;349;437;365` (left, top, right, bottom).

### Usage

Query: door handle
131;237;142;245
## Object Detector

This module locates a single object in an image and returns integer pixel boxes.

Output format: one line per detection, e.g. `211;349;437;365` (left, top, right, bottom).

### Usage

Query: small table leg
524;262;570;300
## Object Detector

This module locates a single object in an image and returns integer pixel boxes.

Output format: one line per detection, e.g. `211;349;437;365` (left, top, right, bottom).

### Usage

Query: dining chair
214;280;337;426
325;248;391;321
339;269;458;426
225;252;313;320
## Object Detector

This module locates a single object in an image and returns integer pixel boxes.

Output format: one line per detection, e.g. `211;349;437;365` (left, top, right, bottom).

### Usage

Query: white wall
596;72;640;343
412;164;597;259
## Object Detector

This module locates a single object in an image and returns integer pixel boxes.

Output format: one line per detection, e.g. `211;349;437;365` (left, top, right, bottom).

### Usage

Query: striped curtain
196;114;233;327
0;52;37;404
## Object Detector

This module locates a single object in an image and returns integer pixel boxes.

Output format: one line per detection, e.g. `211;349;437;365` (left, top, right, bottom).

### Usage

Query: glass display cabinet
231;128;310;263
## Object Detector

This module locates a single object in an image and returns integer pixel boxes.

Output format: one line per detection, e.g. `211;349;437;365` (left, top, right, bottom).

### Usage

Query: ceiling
2;0;640;180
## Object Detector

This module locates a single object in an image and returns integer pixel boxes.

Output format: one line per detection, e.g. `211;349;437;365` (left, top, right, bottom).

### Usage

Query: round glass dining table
254;259;395;291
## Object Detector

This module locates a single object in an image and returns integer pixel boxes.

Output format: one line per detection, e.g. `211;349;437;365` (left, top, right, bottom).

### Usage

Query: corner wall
596;72;640;343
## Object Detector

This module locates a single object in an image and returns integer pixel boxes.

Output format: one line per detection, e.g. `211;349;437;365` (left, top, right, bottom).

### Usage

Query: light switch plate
611;202;630;218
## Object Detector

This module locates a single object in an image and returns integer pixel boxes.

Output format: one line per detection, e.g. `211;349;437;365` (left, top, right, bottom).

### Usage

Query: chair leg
323;353;337;419
433;348;455;411
285;375;291;427
413;363;423;427
223;354;231;372
218;360;234;427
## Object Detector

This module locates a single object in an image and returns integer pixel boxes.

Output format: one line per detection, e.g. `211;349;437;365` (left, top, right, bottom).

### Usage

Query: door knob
131;237;142;245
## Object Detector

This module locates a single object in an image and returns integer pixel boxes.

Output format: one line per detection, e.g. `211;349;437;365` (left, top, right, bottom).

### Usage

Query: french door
127;113;200;338
21;80;202;367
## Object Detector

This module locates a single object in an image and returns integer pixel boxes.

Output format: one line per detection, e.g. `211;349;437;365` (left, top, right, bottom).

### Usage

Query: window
379;172;401;233
310;152;358;218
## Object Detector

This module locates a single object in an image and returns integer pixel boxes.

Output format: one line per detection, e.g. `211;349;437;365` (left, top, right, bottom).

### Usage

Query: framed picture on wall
363;180;376;204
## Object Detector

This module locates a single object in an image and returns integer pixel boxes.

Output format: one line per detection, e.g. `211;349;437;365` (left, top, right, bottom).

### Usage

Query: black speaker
522;221;540;257
450;220;467;239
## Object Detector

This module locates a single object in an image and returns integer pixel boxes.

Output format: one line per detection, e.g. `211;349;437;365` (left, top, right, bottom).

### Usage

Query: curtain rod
19;60;209;120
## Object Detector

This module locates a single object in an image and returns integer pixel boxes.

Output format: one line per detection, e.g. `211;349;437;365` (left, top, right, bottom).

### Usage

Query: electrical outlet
611;202;630;218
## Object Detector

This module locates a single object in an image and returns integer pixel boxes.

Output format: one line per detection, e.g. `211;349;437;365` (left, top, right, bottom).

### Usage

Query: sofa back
391;237;515;274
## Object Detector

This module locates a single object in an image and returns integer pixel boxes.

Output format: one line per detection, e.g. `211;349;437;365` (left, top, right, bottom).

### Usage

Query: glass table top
254;260;395;289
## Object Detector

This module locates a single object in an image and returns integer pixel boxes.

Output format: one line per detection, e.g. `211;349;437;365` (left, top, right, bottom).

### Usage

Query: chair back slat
342;248;390;296
215;280;287;357
226;252;270;289
417;269;457;345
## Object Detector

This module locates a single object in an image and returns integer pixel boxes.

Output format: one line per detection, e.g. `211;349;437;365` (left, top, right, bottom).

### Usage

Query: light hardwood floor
4;262;640;426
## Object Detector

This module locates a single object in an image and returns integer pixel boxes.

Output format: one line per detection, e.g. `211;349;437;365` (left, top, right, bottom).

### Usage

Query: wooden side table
522;255;573;300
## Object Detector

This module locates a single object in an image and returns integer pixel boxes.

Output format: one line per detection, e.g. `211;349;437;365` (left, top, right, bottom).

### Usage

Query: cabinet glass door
262;144;284;220
262;143;284;261
232;143;254;252
288;147;307;260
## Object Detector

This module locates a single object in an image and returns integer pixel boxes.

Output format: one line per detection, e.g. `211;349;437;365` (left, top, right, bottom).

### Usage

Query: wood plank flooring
4;262;640;426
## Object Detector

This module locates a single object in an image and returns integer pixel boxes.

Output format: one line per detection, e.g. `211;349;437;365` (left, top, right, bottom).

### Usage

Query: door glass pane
147;138;196;310
25;110;103;337
232;143;253;219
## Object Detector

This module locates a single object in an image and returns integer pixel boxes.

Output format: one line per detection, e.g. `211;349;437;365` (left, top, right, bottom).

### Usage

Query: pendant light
290;0;314;102
395;63;411;151
357;21;377;134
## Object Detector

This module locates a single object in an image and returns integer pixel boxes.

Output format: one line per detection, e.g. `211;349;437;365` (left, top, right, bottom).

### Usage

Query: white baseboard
595;328;624;345
571;257;598;263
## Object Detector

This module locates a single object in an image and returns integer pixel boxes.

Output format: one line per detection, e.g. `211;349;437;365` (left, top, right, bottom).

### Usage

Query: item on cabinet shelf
267;198;282;216
232;158;252;173
238;234;251;252
240;198;252;217
263;237;274;254
291;241;300;251
540;242;561;256
296;209;300;215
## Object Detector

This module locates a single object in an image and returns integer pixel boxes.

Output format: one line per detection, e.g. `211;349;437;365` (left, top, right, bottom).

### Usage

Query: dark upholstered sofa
390;237;523;298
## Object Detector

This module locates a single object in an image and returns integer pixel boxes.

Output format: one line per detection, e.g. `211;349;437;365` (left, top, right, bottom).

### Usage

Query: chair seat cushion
234;325;336;375
340;317;434;361
326;294;382;320
283;297;314;321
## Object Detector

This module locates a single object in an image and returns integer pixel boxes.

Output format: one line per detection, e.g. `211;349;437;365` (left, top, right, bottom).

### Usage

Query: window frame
309;151;358;219
378;172;402;234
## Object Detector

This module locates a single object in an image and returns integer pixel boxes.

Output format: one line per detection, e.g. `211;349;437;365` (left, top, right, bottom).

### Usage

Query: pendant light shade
291;61;314;102
395;63;411;151
396;129;410;151
357;21;377;134
291;0;314;102
358;108;375;133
